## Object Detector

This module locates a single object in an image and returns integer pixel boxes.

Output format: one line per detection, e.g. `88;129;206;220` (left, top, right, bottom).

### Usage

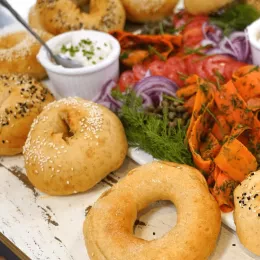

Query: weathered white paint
0;1;258;259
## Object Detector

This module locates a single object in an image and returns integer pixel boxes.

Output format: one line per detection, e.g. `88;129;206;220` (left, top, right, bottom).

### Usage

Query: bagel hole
133;200;177;241
73;0;90;13
54;113;74;141
61;118;74;140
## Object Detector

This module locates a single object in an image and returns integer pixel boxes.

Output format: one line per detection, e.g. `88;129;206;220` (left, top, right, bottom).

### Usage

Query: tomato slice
149;60;165;76
118;71;136;92
163;57;187;87
223;61;247;80
173;10;193;28
203;55;235;81
183;27;205;47
132;64;147;81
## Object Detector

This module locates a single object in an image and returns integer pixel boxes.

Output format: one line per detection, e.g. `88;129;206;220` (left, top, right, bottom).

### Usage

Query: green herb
81;39;92;45
112;89;194;166
159;22;164;35
61;44;67;53
120;51;130;60
214;70;225;84
148;45;166;61
163;94;184;104
244;65;259;76
184;46;208;56
210;4;260;35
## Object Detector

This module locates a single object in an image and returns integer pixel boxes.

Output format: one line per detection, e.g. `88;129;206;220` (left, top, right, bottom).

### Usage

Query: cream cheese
57;37;113;67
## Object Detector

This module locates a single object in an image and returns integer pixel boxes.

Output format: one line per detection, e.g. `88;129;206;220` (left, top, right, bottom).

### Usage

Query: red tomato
185;55;208;79
163;57;187;87
132;64;147;81
118;71;136;92
149;60;165;76
183;27;205;47
203;55;235;81
223;61;247;80
173;10;193;28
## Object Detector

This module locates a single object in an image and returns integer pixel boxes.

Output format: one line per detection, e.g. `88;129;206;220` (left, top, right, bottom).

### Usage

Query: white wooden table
0;0;257;259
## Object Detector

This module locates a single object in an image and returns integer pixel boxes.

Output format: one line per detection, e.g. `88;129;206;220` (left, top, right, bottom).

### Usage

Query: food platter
1;0;260;259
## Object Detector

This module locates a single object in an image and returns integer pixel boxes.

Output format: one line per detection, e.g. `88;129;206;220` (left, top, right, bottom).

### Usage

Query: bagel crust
184;0;233;15
35;0;126;35
23;97;128;196
234;170;260;256
0;74;54;156
84;162;221;260
121;0;178;23
0;30;52;80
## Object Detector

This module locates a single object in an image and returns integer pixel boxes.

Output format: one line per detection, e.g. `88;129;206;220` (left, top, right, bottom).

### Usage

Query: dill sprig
210;3;260;35
112;89;194;166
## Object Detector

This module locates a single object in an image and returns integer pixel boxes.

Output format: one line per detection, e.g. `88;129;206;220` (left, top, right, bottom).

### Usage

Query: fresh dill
112;89;194;166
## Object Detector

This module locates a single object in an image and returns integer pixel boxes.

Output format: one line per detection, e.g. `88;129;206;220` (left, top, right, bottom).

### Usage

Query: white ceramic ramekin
37;30;120;100
247;18;260;66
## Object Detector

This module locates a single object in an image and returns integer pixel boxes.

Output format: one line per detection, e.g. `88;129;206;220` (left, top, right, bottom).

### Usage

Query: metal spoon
0;0;83;68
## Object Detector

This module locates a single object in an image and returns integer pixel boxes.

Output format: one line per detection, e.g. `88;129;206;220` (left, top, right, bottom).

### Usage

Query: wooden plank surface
0;0;258;259
0;156;257;260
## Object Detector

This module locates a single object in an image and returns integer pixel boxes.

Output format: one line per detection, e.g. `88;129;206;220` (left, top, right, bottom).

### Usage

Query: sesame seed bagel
120;0;178;23
0;74;54;156
34;0;126;35
0;29;52;80
84;162;221;260
23;97;128;196
234;170;260;256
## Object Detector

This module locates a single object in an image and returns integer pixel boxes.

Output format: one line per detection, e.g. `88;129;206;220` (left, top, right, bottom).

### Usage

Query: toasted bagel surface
84;161;221;260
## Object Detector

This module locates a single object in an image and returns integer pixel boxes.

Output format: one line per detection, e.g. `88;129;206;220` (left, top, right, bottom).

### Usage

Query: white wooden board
0;1;258;259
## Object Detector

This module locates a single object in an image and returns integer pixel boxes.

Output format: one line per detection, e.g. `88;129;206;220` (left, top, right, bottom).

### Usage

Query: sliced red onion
202;22;223;44
92;80;116;102
133;76;178;108
134;76;178;95
218;32;251;62
201;23;252;63
93;80;122;111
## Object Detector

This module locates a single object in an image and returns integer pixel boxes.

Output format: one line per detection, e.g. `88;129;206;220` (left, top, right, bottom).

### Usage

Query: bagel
23;97;128;196
121;0;178;23
34;0;126;35
0;74;54;156
184;0;233;15
234;170;260;256
84;161;221;260
28;0;89;32
0;29;52;80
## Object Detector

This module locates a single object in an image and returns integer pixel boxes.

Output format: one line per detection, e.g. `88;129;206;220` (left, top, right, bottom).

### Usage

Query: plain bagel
0;74;54;156
121;0;179;23
34;0;126;35
23;97;128;196
184;0;233;15
234;170;260;256
84;161;221;260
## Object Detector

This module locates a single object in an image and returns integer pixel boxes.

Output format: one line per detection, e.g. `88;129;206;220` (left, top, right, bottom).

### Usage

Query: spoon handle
0;0;60;65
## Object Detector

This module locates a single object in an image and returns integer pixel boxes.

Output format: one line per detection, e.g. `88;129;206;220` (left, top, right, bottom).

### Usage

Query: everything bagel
34;0;126;35
0;29;52;79
0;74;54;156
84;161;221;260
23;97;128;196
